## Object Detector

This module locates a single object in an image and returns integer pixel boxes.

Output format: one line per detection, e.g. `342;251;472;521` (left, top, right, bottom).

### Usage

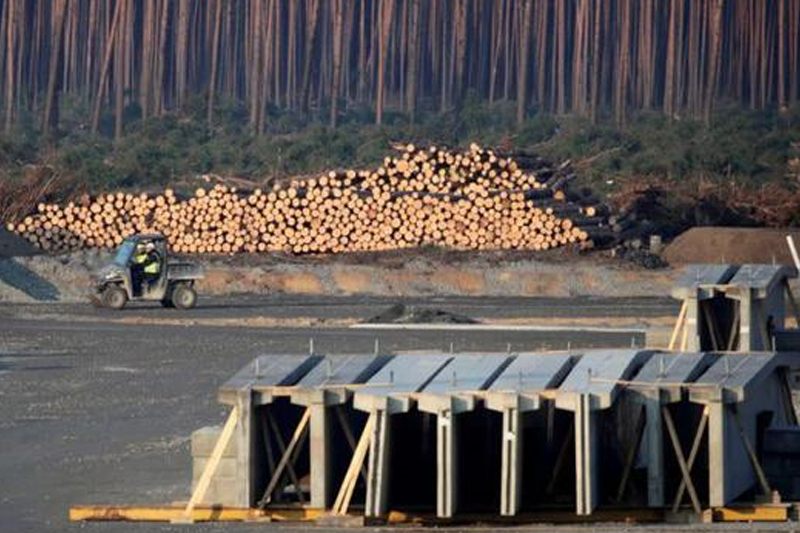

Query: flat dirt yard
1;295;658;533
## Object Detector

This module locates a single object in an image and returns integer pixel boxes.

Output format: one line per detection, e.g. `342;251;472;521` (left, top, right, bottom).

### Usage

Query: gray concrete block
192;456;239;482
191;426;237;457
190;425;243;507
197;479;240;506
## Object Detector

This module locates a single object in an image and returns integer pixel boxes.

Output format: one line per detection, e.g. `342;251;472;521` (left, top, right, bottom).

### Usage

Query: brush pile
7;144;614;255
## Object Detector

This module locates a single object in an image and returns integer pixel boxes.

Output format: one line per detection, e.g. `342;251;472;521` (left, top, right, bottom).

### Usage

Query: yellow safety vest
134;251;159;274
143;255;160;274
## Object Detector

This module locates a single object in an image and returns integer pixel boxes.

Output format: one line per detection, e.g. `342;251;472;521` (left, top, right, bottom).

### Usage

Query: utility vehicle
92;233;203;310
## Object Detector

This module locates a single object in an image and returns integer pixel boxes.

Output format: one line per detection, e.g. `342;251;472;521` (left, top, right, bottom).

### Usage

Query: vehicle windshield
113;240;136;267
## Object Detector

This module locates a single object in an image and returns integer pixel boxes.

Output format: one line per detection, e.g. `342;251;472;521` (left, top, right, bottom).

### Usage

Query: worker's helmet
144;242;155;252
136;243;147;253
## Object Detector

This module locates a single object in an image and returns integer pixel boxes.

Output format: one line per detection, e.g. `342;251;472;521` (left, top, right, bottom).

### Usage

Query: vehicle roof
124;233;166;242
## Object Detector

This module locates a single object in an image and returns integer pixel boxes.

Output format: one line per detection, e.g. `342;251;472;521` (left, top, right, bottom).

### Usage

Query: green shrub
0;97;797;196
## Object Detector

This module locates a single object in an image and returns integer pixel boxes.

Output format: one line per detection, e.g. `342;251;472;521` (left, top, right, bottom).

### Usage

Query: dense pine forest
0;0;798;193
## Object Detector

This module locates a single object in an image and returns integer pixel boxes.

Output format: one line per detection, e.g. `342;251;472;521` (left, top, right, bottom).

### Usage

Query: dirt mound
365;304;478;324
663;227;800;265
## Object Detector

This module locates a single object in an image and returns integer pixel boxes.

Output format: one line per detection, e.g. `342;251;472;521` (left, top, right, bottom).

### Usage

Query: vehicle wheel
171;284;197;309
101;285;128;310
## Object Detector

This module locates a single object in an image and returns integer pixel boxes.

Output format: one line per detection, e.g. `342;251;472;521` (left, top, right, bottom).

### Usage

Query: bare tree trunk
555;0;567;114
207;0;222;127
453;0;468;106
153;0;170;115
590;0;602;123
664;0;678;119
615;0;631;126
330;0;344;128
300;0;321;113
85;0;99;98
705;0;724;123
535;0;550;109
375;0;394;125
406;0;420;121
91;0;123;133
176;0;190;109
259;0;276;134
113;0;127;140
488;0;503;105
0;0;794;139
248;0;262;128
43;0;68;140
4;0;16;134
516;0;531;125
141;1;152;119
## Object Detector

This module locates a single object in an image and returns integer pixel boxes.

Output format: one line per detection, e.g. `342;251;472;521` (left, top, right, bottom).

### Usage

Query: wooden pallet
68;505;326;523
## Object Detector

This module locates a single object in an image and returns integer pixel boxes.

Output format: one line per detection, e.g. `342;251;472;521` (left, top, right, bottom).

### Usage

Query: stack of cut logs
7;144;614;255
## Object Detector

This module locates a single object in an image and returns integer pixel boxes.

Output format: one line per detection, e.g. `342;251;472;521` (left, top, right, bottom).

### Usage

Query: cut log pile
6;144;618;255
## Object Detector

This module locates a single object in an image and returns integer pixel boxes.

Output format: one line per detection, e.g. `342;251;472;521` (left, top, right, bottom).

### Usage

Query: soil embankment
6;226;800;304
663;227;800;265
0;248;676;303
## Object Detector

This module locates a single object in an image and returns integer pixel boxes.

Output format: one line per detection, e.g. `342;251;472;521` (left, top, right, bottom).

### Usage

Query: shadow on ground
0;259;60;301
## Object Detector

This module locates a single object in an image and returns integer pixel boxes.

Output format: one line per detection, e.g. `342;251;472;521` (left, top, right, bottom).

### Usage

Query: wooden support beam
730;406;771;497
261;410;306;505
779;368;799;426
701;303;720;351
259;408;311;507
177;406;238;523
710;505;789;522
726;305;741;351
335;405;368;484
259;411;307;506
668;300;688;351
680;314;690;352
662;406;703;514
260;411;277;483
332;412;376;515
71;504;325;522
785;281;800;328
670;406;709;513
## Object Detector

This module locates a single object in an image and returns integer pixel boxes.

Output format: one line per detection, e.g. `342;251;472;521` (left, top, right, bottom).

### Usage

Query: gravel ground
0;294;679;323
2;297;796;533
0;295;657;533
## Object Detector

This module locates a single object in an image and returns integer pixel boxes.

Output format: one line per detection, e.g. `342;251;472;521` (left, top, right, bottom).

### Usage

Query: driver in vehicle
132;242;161;294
